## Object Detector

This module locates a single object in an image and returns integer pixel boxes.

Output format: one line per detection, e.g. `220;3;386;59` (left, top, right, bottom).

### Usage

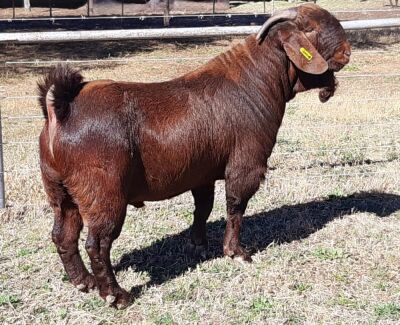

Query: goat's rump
37;65;85;122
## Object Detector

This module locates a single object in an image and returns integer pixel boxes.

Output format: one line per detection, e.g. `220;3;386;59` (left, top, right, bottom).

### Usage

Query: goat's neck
221;36;294;102
211;36;294;124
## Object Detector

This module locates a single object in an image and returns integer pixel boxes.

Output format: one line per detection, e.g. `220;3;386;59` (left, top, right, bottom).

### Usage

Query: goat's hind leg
43;172;96;292
52;201;96;292
84;200;131;308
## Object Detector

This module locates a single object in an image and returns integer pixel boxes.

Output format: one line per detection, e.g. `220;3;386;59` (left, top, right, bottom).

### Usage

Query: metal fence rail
2;0;400;42
3;18;400;43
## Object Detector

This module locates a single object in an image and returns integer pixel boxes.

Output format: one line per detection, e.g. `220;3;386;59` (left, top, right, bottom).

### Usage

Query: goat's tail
37;64;84;122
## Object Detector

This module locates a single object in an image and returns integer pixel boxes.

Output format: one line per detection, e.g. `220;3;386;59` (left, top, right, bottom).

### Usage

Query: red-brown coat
38;4;350;308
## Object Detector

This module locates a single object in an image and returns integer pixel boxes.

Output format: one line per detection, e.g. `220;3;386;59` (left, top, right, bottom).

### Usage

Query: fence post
164;0;170;27
88;0;94;16
24;0;30;10
0;92;6;209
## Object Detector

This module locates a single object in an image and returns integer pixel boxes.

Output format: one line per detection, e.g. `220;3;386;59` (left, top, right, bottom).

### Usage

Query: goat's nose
341;50;351;65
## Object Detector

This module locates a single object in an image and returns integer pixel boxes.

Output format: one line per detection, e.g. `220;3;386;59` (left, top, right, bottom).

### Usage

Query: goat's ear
282;31;328;75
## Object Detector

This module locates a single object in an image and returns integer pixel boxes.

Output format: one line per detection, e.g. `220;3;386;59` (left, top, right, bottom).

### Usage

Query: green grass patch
334;272;351;284
313;247;350;261
343;64;361;72
200;259;239;274
76;297;105;310
250;296;276;314
34;306;49;315
333;293;366;310
386;149;399;162
374;303;400;319
58;308;68;320
328;188;346;200
154;312;175;325
164;287;190;302
17;248;34;257
0;294;21;307
177;209;193;224
277;138;302;153
375;282;391;291
291;282;312;294
340;150;366;166
18;264;33;272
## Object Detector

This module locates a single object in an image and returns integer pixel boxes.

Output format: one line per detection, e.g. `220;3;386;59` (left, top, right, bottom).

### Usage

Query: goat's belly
131;132;226;202
129;188;191;203
128;166;223;203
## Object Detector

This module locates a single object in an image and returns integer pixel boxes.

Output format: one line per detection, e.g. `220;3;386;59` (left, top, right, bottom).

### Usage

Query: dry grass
1;29;400;324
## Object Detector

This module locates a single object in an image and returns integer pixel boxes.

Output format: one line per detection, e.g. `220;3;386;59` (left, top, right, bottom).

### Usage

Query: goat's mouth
329;61;347;72
329;51;351;72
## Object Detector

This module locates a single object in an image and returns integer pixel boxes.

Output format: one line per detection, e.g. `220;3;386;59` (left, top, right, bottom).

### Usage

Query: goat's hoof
187;241;208;260
74;274;97;293
76;283;86;291
224;246;253;263
106;295;116;304
234;254;252;264
104;288;132;309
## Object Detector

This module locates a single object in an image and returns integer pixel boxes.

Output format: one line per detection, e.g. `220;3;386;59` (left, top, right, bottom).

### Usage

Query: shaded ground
115;192;400;292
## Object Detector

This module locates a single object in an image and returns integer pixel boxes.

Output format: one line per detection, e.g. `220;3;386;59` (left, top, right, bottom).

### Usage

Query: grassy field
1;30;400;324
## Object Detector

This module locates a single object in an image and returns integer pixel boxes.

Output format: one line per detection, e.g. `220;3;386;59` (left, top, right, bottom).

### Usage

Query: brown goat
38;4;351;308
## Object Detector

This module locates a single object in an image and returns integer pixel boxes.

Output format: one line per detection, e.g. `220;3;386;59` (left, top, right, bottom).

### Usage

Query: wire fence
0;51;399;210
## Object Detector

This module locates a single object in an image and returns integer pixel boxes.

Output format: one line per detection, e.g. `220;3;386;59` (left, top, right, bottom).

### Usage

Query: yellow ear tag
300;47;313;61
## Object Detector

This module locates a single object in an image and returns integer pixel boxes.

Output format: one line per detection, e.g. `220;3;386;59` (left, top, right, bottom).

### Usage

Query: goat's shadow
114;191;400;297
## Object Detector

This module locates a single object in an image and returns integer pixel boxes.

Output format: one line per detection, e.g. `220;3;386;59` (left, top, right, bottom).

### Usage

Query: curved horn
256;8;298;43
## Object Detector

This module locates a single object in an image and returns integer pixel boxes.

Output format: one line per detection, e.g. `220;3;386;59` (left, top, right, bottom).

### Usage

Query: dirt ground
0;23;399;323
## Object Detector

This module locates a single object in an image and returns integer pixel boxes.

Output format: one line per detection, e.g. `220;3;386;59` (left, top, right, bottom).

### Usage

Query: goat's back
41;78;237;202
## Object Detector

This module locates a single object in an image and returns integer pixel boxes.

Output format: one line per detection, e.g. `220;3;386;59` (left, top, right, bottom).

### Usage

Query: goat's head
256;4;351;102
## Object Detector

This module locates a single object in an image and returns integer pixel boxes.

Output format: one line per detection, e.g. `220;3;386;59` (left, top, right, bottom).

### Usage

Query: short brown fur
38;4;350;308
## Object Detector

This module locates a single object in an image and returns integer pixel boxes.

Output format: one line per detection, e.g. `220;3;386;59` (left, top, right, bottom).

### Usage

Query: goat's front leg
85;205;131;309
224;167;264;262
